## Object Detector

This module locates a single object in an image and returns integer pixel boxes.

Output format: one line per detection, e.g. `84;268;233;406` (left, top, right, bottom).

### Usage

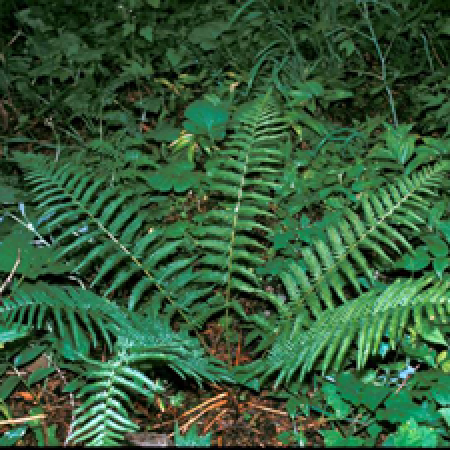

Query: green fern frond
68;313;232;446
116;313;233;385
245;275;450;388
13;153;198;314
67;353;161;446
192;92;289;317
280;161;449;318
1;282;132;352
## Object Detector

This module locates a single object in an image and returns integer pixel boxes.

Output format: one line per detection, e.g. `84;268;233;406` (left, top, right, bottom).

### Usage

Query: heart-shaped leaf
183;100;229;140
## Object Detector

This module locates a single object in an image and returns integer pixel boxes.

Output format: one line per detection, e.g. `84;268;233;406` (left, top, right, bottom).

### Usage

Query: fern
280;161;449;318
6;88;450;445
66;310;230;445
12;152;203;320
1;282;131;352
192;92;290;323
10;93;292;332
235;159;450;387
5;150;236;445
67;354;153;446
241;275;450;388
0;280;229;446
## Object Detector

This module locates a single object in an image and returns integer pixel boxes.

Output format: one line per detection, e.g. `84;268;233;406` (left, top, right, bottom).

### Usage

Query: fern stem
224;154;249;367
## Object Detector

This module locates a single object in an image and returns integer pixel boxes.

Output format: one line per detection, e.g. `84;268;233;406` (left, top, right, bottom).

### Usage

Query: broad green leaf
376;390;440;423
336;372;391;411
321;383;351;418
183;100;229;140
382;418;438;447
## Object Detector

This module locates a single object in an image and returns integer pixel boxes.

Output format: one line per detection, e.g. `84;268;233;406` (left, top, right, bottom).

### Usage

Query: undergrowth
2;0;450;446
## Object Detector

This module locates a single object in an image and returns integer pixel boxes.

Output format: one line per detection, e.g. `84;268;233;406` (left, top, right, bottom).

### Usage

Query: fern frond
68;313;232;446
245;275;450;388
13;153;198;314
192;92;289;317
280;161;449;318
116;313;233;385
1;282;132;351
67;353;161;446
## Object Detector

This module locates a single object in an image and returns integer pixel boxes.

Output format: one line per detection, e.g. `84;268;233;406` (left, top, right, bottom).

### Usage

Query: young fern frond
280;161;449;318
241;275;450;388
67;354;160;446
115;314;233;385
193;92;290;318
68;316;231;446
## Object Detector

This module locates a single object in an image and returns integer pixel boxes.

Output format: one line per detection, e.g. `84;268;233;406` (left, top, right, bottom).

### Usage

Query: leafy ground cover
2;0;450;446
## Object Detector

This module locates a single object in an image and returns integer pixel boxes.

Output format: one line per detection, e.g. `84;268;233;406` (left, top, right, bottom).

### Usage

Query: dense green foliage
2;0;450;446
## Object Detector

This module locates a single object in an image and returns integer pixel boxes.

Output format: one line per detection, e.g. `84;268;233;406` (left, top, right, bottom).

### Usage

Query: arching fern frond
12;153;201;315
68;313;231;446
240;275;450;388
116;312;233;386
280;161;449;318
1;282;132;352
192;92;290;318
67;353;161;446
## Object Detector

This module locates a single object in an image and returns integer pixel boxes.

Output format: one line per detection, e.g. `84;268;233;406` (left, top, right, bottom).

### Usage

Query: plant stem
361;2;398;128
